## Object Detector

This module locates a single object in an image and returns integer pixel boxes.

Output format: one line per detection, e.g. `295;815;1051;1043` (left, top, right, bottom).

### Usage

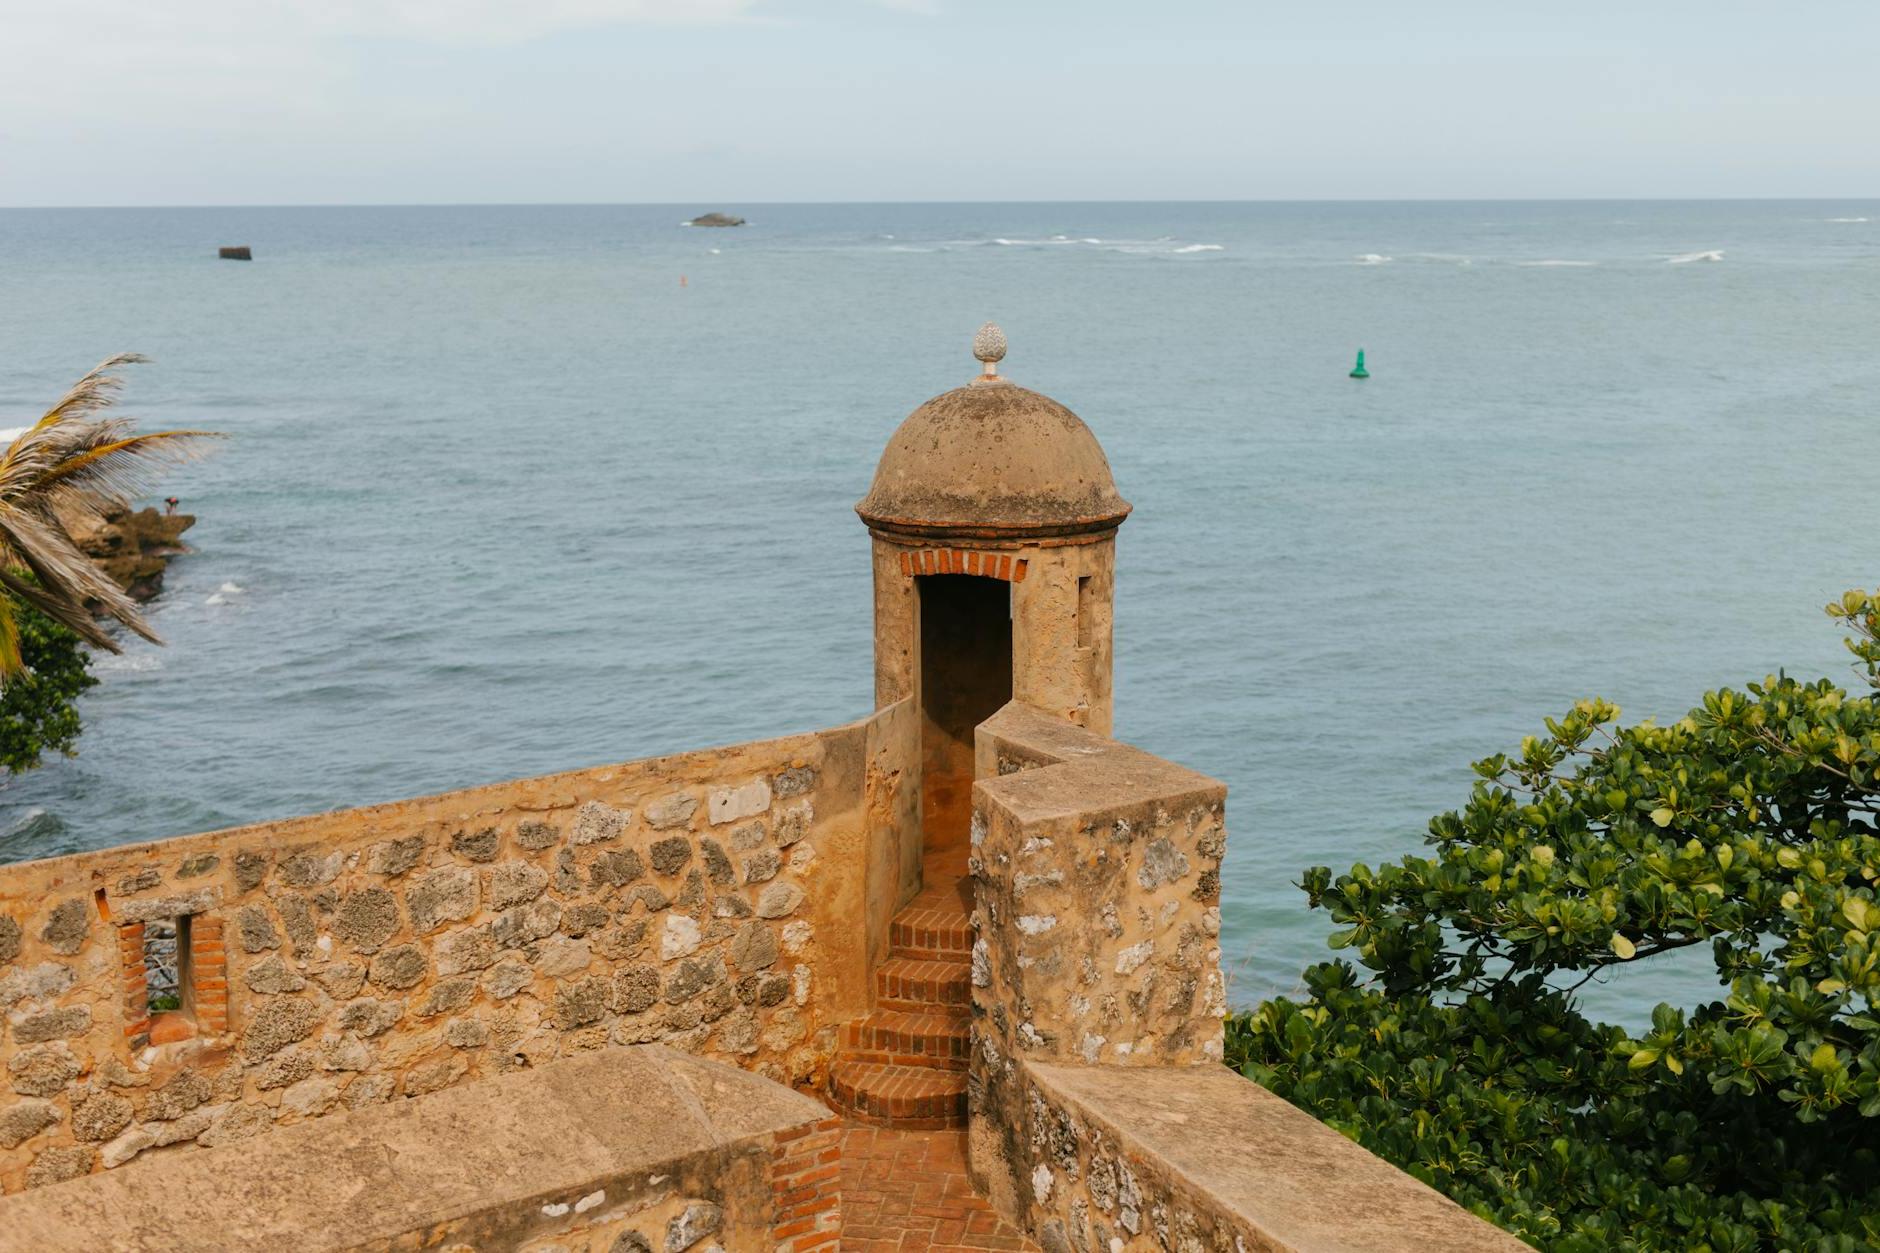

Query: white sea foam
1354;254;1392;265
708;248;721;255
218;582;245;596
205;594;226;606
984;236;1220;255
0;427;24;445
1405;253;1472;265
91;652;162;673
1518;259;1596;267
1172;243;1225;254
1667;249;1724;263
1825;217;1870;223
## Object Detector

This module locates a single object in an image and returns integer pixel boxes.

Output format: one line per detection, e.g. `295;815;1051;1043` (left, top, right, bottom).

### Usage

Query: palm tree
0;355;217;676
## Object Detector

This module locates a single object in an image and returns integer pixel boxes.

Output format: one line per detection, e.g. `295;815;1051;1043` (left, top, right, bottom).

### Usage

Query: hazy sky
3;1;1876;206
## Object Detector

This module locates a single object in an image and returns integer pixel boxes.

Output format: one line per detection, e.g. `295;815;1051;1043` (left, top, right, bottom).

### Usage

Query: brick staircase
829;878;974;1129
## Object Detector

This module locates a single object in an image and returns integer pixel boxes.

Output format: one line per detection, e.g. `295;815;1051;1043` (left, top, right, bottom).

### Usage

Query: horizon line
4;195;1879;212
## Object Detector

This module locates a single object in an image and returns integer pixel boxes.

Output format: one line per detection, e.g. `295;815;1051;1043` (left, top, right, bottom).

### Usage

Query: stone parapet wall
0;711;917;1194
0;1044;842;1252
1015;1061;1527;1253
970;702;1227;1071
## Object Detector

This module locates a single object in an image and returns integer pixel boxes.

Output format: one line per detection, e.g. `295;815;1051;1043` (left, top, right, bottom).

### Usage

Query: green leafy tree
0;591;97;772
1229;590;1880;1251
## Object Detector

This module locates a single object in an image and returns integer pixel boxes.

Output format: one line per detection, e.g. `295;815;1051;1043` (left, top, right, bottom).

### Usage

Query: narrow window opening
145;915;190;1017
1076;576;1094;648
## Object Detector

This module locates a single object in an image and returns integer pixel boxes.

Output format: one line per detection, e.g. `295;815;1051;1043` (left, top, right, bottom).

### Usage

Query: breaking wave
1826;217;1871;223
1354;254;1392;265
1667;249;1725;263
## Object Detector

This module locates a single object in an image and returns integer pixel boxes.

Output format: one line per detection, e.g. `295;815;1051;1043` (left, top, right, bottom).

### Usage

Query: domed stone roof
856;328;1131;542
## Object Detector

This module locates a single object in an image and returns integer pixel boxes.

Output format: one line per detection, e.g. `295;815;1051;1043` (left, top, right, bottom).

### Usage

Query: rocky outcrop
685;213;745;228
55;506;194;602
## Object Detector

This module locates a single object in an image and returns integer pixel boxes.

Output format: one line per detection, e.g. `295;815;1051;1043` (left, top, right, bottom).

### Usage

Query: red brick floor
838;1121;1040;1252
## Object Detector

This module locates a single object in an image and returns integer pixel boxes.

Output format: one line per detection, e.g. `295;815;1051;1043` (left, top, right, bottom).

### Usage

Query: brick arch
897;548;1029;581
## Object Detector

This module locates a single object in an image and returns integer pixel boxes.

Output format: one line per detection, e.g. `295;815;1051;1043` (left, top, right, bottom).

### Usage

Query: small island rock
685;213;745;228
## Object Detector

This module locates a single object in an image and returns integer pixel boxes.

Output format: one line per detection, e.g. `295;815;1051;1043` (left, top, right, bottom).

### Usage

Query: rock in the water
54;504;195;602
685;213;745;228
218;246;253;260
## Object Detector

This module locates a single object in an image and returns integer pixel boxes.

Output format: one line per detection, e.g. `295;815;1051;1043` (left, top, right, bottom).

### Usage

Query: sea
0;201;1875;1025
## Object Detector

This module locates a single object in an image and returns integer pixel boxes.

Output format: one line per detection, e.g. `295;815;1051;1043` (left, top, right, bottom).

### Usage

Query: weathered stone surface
1137;838;1191;890
554;975;610;1029
674;870;706;910
589;849;646;890
613;965;660;1014
644;793;698;830
727;821;766;851
666;1199;723;1250
276;894;318;953
9;1043;81;1097
700;839;734;886
282;1076;340;1117
489;860;550;908
255;1046;317;1090
196;1103;274;1148
709;780;770;826
515;819;560;850
176;853;220;879
233;849;271;892
533;937;592;978
25;1144;93;1188
661;914;703;960
742;849;781;884
482;959;532;1001
570;801;628;845
279;848;343;888
772;766;817;798
493;898;560;948
649;837;692;876
664;954;726;1005
560;902;610;937
13;1005;91;1043
340;998;403;1038
774;802;812;847
0;1100;58;1149
402;1054;467;1097
408;866;478;934
366;835;426;877
320;1037;372;1072
334;887;400;953
0;914;19;963
418;978;477;1018
0;961;75;1008
369;944;427;990
729;922;777;972
242;997;322;1060
117;886;221;924
755;882;803;919
40;898;88;955
612;1233;653;1253
144;1070;214;1122
626;884;670;914
237;904;282;953
148;1103;223;1148
117;867;161;894
71;1091;134;1142
315;960;367;1000
436;924;497;975
737;971;790;1008
343;1075;396;1109
450;826;501;862
445;1018;489;1048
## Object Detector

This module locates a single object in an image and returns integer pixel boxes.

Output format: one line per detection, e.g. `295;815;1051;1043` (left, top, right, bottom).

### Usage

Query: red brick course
839;1122;1038;1252
771;1116;843;1252
897;549;1030;582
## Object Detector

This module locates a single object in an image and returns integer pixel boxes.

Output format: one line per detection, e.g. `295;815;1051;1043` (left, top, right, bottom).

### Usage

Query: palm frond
35;429;222;519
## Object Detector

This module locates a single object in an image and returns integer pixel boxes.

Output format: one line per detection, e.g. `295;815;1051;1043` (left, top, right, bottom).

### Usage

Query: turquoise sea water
1;201;1876;1022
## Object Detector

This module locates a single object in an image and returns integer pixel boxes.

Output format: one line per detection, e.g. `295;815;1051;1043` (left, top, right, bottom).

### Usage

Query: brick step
875;956;971;1012
888;904;974;960
840;1008;971;1072
827;1060;967;1130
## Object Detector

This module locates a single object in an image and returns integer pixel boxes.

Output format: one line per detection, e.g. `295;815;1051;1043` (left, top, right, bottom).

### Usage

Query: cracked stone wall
0;708;916;1194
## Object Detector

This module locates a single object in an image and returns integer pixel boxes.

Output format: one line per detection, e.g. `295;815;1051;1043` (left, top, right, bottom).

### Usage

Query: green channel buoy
1349;349;1369;379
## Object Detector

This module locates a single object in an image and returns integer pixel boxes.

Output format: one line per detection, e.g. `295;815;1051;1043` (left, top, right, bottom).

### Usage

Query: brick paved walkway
838;1122;1039;1251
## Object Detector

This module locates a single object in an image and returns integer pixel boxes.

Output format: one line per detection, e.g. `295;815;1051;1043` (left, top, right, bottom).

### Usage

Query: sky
2;0;1877;206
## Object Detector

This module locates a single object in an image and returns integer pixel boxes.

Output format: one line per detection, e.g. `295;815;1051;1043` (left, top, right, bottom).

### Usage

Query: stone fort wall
0;704;919;1195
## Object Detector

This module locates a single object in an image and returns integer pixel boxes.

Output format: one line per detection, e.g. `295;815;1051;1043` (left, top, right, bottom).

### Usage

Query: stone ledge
1026;1061;1528;1253
974;701;1225;825
0;1045;831;1252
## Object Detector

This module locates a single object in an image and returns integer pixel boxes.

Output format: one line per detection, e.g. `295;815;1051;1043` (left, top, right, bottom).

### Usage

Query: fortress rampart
0;330;1523;1251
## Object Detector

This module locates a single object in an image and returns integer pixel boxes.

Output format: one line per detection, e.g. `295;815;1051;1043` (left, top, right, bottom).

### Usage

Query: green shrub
0;591;99;773
1229;590;1880;1251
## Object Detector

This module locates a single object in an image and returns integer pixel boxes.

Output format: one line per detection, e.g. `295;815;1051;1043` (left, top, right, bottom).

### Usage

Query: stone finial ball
972;322;1008;364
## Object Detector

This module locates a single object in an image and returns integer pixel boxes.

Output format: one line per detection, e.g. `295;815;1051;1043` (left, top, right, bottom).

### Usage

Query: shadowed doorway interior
918;574;1013;864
